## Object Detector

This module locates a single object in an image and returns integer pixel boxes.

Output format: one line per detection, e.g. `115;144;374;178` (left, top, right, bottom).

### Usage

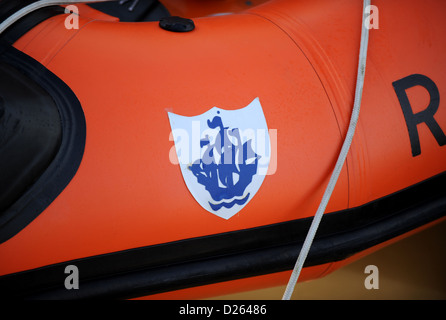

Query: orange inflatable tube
0;0;445;299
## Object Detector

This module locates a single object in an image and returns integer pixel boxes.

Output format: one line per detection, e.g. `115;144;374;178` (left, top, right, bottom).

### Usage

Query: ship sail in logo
168;98;271;219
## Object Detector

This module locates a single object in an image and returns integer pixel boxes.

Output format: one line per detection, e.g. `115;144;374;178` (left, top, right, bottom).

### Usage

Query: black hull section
0;172;445;299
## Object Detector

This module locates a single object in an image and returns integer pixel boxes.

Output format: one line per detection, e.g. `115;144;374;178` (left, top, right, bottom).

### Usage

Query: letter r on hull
393;74;446;157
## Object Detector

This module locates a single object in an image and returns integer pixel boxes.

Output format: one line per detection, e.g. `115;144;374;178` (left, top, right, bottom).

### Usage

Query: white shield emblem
168;97;271;219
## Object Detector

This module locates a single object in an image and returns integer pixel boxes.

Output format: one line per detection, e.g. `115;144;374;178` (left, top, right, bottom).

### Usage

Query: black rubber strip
0;171;445;299
0;52;62;212
0;0;36;24
88;0;170;22
0;0;65;44
0;42;86;244
0;6;65;44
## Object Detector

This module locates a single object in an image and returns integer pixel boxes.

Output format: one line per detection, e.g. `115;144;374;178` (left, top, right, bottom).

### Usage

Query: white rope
0;0;110;35
282;0;371;300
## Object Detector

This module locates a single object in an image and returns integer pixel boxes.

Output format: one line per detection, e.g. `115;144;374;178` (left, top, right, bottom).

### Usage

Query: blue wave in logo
208;193;251;211
188;111;259;211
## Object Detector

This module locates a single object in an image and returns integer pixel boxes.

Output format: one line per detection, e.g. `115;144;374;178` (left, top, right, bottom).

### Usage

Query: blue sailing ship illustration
188;111;260;211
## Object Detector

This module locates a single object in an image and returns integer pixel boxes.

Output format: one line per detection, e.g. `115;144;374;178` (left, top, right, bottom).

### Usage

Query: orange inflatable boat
0;0;445;299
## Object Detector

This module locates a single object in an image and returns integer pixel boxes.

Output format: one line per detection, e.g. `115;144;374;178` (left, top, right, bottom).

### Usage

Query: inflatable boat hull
0;0;445;299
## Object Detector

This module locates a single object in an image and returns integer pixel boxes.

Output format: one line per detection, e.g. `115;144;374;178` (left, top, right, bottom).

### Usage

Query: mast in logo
168;98;272;219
